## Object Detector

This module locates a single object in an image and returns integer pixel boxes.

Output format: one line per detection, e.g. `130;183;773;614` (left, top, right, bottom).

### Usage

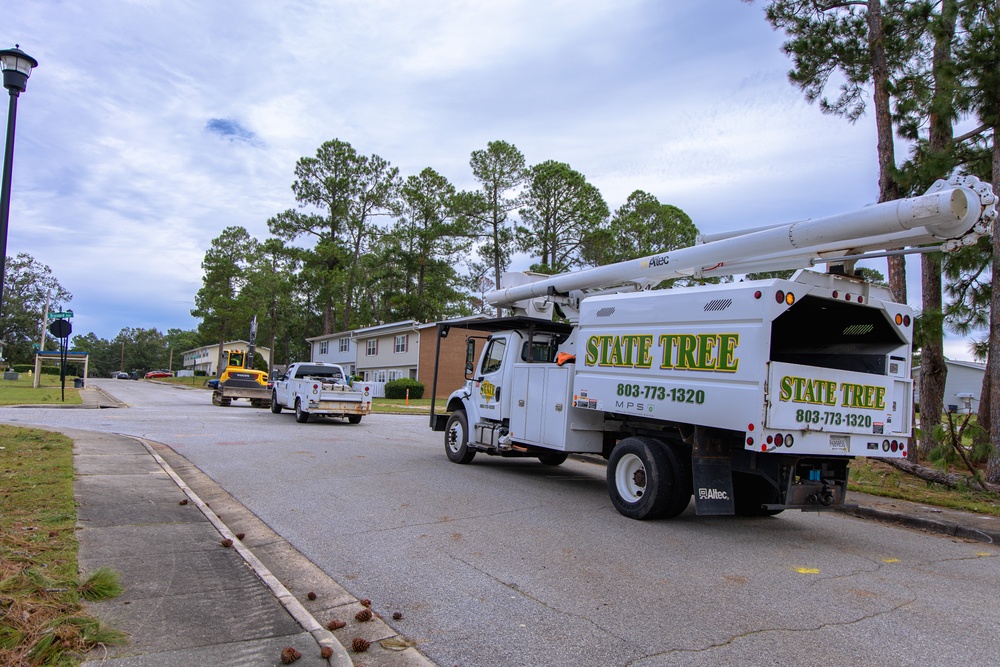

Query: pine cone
327;619;346;630
355;608;373;622
280;646;302;663
392;611;403;620
359;598;372;607
352;637;371;653
320;646;333;658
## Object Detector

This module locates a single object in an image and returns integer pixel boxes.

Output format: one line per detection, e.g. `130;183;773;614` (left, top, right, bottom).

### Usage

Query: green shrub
385;377;424;399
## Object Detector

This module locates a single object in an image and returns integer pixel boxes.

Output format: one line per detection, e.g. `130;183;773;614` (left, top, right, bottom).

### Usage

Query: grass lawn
849;458;1000;517
0;425;124;664
0;374;81;406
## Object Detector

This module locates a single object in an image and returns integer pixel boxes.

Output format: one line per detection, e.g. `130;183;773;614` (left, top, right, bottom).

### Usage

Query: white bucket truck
428;176;997;519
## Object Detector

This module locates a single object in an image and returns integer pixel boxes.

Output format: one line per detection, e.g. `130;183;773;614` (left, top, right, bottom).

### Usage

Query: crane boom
487;175;996;309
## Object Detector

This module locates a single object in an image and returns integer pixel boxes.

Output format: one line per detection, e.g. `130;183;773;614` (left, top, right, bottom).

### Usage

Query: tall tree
761;0;911;301
393;167;471;320
191;226;256;375
458;140;528;291
891;0;962;457
269;139;399;333
113;327;168;374
957;0;1000;482
580;190;697;279
0;253;72;365
517;160;609;274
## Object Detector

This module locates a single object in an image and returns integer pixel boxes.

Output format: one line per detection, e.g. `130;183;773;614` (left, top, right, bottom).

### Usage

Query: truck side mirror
465;339;476;379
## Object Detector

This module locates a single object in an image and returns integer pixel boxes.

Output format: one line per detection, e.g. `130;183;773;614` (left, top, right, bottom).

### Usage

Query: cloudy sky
2;1;983;359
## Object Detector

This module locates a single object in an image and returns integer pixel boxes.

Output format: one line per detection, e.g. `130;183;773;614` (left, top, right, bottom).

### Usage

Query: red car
144;370;174;379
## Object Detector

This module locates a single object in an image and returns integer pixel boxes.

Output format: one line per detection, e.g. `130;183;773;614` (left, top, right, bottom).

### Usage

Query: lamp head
0;45;38;93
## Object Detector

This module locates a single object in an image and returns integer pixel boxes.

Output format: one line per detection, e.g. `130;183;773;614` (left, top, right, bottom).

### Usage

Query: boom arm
487;175;996;309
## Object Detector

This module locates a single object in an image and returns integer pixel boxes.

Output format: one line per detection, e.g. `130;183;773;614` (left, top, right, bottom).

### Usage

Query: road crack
445;551;632;643
625;598;915;665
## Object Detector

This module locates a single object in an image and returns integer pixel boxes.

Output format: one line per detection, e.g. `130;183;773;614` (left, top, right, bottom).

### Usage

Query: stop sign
48;319;71;338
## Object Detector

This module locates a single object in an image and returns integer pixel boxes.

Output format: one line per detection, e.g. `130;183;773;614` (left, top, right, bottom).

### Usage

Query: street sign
48;319;71;338
47;311;73;319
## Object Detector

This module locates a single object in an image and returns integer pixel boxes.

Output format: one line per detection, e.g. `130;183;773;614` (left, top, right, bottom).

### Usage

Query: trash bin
73;378;85;388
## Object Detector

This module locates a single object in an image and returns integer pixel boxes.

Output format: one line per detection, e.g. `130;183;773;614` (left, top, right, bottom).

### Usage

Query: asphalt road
5;379;999;666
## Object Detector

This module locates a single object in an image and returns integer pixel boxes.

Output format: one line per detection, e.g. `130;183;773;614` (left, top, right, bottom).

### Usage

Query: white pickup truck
270;362;373;424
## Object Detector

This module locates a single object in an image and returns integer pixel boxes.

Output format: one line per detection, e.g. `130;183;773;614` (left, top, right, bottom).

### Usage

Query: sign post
48;318;71;401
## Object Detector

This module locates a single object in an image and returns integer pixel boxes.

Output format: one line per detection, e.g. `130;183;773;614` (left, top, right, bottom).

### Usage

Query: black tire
270;392;282;414
347;415;362;424
538;451;569;466
607;436;691;520
294;398;310;423
444;411;475;464
732;472;784;516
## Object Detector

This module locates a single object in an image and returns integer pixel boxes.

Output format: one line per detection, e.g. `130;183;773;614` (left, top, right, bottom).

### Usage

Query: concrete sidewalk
68;415;433;666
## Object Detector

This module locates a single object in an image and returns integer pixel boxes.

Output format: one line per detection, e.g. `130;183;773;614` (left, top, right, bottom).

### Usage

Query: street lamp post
0;45;38;321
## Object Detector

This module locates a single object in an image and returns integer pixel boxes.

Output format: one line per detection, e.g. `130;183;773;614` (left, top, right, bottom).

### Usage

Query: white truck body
271;362;373;424
429;175;997;519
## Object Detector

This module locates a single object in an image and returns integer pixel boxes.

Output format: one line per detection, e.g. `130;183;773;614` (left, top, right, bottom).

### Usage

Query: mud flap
692;458;735;515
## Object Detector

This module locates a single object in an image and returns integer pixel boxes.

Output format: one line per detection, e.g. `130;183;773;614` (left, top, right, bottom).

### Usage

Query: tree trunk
918;0;957;458
987;124;1000;483
867;0;906;301
887;458;1000;493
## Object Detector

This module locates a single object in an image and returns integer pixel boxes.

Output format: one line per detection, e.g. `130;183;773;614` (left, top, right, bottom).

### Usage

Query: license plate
830;435;849;452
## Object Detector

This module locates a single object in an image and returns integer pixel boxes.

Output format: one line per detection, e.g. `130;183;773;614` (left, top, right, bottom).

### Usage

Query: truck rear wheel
538;451;568;466
294;398;310;423
732;473;783;517
270;392;282;414
348;415;362;424
608;437;690;520
445;411;475;464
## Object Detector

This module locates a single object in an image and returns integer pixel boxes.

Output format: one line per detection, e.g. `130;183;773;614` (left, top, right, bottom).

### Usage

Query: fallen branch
885;458;1000;494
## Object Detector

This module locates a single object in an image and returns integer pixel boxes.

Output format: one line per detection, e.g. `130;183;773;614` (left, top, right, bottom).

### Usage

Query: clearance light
747;423;755;431
785;292;795;305
775;290;785;304
845;294;852;301
785;434;794;447
901;449;906;457
766;435;773;444
858;296;864;303
904;315;911;326
890;441;898;452
754;290;762;299
774;433;784;446
832;290;839;298
895;314;903;325
758;442;764;451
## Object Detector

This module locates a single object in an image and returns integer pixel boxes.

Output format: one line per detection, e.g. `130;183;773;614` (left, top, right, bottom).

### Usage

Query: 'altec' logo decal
584;333;740;372
479;381;496;402
641;254;670;269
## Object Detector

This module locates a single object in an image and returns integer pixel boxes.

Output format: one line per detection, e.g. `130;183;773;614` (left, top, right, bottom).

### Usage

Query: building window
319;341;329;355
366;339;378;356
339;338;350;353
394;334;408;353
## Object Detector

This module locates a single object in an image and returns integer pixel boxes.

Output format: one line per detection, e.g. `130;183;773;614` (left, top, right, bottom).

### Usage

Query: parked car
205;378;220;389
144;370;174;379
115;372;129;379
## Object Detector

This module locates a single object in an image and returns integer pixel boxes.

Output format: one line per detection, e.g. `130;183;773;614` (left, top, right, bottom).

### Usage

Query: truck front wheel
538;451;569;466
445;411;475;464
270;392;282;414
294;398;310;423
608;437;690;520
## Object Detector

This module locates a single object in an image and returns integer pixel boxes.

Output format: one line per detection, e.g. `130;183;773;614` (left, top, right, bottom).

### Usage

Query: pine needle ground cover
0;425;124;666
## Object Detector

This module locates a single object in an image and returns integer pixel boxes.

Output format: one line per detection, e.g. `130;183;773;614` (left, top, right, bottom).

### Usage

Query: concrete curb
134;437;353;667
839;505;999;544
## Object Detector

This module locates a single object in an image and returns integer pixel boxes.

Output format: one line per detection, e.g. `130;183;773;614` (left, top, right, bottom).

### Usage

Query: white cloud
0;0;988;345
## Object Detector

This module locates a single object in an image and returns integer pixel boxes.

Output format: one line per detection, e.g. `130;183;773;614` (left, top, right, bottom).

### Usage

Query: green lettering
696;334;718;370
717;333;739;372
636;335;654;369
585;336;600;366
